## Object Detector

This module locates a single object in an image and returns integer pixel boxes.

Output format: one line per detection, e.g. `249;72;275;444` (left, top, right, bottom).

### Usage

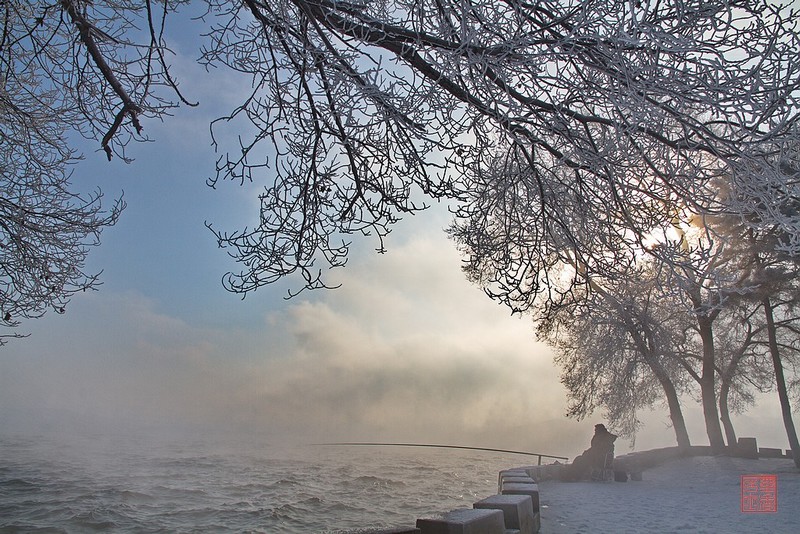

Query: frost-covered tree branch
196;0;800;296
0;71;124;340
0;0;191;340
5;0;800;310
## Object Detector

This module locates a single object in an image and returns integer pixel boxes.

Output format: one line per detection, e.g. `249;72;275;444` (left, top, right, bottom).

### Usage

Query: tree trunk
647;356;692;450
697;316;726;452
763;297;800;469
661;374;692;450
719;381;737;449
719;343;750;451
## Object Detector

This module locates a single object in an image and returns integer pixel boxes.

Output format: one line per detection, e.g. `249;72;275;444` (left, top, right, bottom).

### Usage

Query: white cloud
1;228;578;451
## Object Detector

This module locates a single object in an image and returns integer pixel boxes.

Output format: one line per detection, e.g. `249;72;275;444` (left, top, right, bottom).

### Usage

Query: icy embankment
538;456;799;534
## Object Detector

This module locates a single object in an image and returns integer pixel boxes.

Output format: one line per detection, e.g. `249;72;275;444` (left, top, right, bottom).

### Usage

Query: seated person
589;423;617;471
589;424;617;480
560;424;618;481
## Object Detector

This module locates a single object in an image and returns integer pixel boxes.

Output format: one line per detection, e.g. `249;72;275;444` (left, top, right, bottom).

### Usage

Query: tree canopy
6;1;799;302
205;0;800;297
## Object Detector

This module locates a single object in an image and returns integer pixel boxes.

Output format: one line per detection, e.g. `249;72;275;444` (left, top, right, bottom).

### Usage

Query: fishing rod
315;442;569;465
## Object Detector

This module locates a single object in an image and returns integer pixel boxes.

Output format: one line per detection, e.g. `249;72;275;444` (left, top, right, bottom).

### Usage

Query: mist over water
0;430;524;533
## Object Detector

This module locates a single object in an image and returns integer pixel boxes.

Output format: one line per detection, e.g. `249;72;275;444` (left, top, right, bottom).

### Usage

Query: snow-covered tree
702;158;800;466
537;268;693;448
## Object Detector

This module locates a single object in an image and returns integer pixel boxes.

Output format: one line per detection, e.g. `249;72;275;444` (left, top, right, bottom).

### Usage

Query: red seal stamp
741;474;777;513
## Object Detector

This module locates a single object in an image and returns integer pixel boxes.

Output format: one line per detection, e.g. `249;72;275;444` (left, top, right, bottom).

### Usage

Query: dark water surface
0;431;519;533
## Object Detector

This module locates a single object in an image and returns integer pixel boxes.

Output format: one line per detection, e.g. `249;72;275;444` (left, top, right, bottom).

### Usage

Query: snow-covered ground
538;456;799;533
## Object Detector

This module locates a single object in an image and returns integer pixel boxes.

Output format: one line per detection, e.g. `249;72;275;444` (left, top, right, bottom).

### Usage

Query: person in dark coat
588;424;617;472
560;423;618;481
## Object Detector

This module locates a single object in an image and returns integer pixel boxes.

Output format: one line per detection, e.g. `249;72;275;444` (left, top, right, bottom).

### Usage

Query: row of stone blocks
736;437;795;459
411;468;541;534
368;440;797;534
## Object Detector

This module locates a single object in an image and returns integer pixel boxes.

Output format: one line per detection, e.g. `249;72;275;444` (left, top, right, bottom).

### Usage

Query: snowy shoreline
538;455;799;533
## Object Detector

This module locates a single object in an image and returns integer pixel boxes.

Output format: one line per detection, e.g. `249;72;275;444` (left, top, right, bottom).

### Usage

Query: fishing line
314;442;568;463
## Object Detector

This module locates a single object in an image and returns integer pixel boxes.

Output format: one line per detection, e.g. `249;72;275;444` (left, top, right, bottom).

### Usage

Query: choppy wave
0;432;513;533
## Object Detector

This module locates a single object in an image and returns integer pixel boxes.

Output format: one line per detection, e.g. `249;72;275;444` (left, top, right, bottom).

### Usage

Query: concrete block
759;447;784;458
500;476;536;492
498;469;529;488
737;437;758;459
518;467;538;478
503;475;536;484
474;494;534;534
416;508;505;534
526;464;561;482
500;483;539;512
500;469;529;477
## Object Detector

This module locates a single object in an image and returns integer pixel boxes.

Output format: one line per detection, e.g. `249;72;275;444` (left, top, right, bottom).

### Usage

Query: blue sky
0;5;793;458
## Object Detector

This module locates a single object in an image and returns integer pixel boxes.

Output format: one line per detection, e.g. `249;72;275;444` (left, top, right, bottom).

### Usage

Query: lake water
0;431;526;533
